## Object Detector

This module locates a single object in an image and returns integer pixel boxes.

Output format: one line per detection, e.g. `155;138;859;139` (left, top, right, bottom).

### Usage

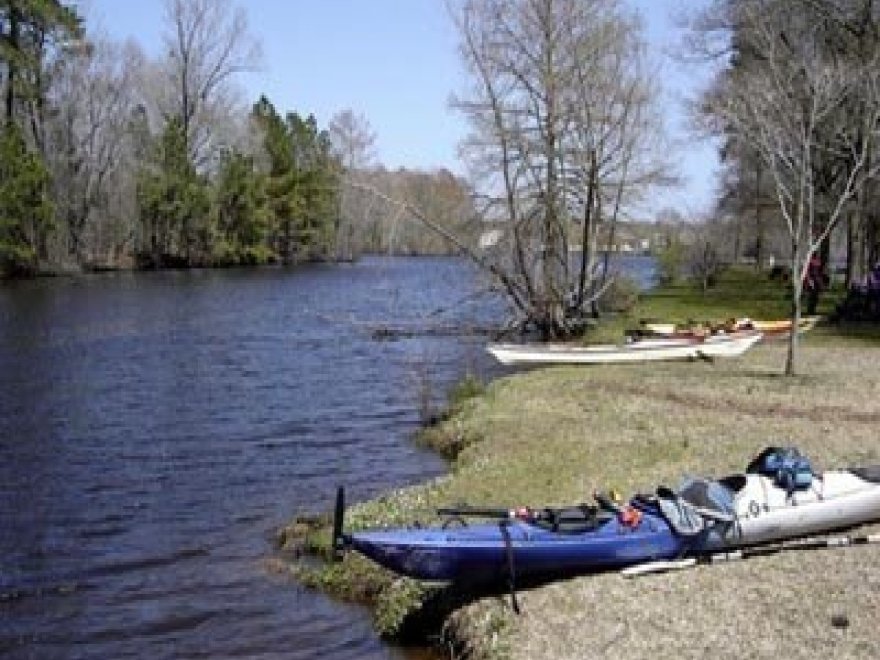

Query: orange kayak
641;316;819;340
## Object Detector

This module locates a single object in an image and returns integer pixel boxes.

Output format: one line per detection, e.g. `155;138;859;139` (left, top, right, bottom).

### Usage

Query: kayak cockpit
516;505;614;534
850;465;880;484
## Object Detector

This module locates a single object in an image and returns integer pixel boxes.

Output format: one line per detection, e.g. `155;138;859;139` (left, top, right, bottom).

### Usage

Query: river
0;255;654;659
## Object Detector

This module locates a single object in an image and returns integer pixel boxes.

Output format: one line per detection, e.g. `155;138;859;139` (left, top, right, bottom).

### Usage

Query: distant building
479;229;503;249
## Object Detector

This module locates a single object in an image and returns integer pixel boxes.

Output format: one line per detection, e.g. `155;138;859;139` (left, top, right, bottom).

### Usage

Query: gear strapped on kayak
436;501;613;534
746;446;814;495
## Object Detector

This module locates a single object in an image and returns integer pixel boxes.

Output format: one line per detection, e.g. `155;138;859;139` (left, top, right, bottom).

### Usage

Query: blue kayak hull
350;512;684;582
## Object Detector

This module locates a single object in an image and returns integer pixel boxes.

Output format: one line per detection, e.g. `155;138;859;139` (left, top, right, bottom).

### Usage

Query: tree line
685;0;880;373
0;0;471;278
9;0;871;376
700;0;880;286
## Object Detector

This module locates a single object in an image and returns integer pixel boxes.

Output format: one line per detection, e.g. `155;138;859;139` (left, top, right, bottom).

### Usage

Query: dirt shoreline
283;334;880;659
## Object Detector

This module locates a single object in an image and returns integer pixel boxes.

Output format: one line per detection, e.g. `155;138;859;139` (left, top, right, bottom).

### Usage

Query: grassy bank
279;269;880;658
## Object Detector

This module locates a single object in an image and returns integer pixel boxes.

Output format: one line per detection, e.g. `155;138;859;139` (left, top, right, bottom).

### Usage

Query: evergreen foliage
0;2;479;278
212;149;272;265
252;96;339;264
137;117;210;268
0;122;52;275
0;0;82;135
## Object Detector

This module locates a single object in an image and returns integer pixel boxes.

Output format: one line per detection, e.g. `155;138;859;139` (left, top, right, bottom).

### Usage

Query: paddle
436;505;524;519
332;486;347;561
621;532;880;578
593;491;622;514
438;491;618;522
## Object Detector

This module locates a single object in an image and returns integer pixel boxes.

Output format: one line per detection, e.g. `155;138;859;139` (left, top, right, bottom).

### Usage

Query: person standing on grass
867;261;880;317
803;254;825;315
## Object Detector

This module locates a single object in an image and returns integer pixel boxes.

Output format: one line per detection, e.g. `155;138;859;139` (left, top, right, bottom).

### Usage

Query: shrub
656;241;684;285
598;276;640;314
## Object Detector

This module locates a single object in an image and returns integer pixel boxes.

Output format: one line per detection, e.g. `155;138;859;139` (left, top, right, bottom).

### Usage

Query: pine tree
1;0;82;141
212;149;271;265
0;122;52;275
287;112;340;259
251;96;339;264
252;96;299;264
137;117;209;268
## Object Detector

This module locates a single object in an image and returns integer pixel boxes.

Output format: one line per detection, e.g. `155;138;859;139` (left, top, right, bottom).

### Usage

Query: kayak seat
718;474;748;493
531;506;613;534
850;465;880;484
676;477;736;517
654;486;710;537
651;477;737;539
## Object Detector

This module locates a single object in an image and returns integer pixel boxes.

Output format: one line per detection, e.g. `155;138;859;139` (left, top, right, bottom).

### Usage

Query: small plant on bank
688;236;725;293
447;372;485;413
374;577;431;637
598;276;640;315
417;374;487;459
655;240;685;286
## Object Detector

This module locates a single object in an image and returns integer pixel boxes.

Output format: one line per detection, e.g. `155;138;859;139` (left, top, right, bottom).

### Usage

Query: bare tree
687;218;725;292
698;0;880;374
328;109;377;259
450;0;668;338
45;35;139;266
328;109;376;171
564;7;672;317
161;0;260;166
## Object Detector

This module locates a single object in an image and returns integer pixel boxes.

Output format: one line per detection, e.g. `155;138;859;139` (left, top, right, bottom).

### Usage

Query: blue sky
78;0;719;218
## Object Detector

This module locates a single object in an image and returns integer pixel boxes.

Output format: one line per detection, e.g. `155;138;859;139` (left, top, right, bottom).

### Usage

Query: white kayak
655;452;880;553
711;469;880;549
486;330;762;366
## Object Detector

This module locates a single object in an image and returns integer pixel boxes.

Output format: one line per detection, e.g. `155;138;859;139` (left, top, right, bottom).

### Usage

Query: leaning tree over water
449;0;670;339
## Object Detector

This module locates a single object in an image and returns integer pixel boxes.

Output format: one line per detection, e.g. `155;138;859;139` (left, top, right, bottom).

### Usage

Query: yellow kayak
641;316;819;339
743;316;820;336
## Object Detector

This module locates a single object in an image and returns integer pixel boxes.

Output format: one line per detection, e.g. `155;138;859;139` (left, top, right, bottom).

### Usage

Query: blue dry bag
748;446;813;493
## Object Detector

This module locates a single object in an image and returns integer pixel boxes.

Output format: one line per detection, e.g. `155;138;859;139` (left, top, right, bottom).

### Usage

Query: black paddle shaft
332;486;346;560
710;533;880;563
436;503;606;526
436;505;516;519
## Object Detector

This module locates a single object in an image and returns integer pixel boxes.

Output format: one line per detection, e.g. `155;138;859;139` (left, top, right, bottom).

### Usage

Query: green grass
638;267;796;323
584;266;855;344
632;266;880;346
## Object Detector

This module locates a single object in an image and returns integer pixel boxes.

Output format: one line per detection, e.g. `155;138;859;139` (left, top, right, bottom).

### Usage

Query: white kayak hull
707;471;880;550
487;331;762;366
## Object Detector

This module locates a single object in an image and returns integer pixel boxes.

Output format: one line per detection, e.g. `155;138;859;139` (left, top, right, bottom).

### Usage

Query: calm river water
0;255;654;659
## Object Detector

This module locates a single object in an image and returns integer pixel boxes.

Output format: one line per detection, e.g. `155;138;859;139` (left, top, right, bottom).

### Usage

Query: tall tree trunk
577;149;597;309
845;211;856;288
755;157;763;270
785;237;802;376
5;5;20;125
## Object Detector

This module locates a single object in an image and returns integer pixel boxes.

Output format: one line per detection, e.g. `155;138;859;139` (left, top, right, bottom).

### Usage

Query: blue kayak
336;447;880;583
346;505;685;582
